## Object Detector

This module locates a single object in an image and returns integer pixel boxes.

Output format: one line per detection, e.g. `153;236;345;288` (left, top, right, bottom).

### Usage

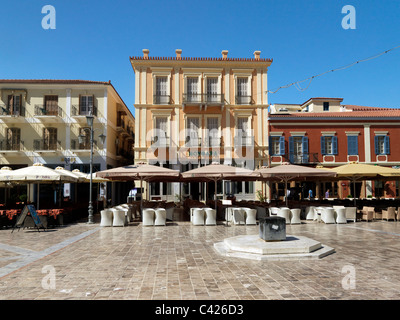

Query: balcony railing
0;140;24;151
235;95;253;105
182;94;225;105
34;105;63;117
71;105;97;117
234;136;254;146
0;104;25;116
33;139;62;151
70;139;97;150
153;95;171;104
151;136;169;147
277;153;320;164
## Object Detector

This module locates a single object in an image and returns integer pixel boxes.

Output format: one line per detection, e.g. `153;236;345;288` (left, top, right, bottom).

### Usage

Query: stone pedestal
259;216;286;241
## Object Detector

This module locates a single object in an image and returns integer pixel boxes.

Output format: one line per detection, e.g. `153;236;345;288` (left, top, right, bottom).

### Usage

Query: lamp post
78;112;106;224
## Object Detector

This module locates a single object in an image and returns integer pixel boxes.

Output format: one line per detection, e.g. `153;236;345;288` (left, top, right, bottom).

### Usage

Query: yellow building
0;79;135;204
130;49;272;201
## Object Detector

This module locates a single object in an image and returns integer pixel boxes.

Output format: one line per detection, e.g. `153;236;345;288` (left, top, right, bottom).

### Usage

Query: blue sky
1;0;399;115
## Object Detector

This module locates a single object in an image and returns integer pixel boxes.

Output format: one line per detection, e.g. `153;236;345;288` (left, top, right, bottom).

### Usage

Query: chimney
221;50;228;60
175;49;182;60
142;49;149;59
253;50;261;60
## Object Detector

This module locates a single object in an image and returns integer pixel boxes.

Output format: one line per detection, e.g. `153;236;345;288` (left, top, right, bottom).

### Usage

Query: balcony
182;94;225;110
70;139;98;152
71;105;98;123
271;153;320;165
34;105;64;122
0;140;24;154
0;105;26;123
153;95;171;105
33;140;62;152
235;95;253;105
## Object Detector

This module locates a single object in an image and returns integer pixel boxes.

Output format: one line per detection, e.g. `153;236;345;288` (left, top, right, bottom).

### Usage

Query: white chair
269;207;279;216
204;208;217;225
290;208;301;225
345;207;357;222
142;208;155;226
315;207;324;222
278;208;291;224
115;206;130;223
225;207;234;222
111;209;126;227
232;208;245;225
243;208;257;225
335;208;347;224
323;207;336;224
155;208;167;226
305;206;316;220
100;209;113;227
192;208;205;225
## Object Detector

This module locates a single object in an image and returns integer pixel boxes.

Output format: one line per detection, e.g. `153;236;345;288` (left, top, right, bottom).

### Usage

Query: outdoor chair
335;208;347;224
192;208;205;225
305;206;316;220
232;208;245;225
100;209;113;227
323;208;336;224
142;208;155;226
278;207;291;224
361;207;374;222
345;207;357;222
204;208;217;225
397;207;400;221
111;208;126;227
290;208;301;224
382;207;396;221
269;207;279;216
115;206;130;223
243;208;257;225
154;208;167;226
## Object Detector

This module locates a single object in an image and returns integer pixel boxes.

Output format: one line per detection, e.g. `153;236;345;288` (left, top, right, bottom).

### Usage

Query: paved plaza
1;216;400;300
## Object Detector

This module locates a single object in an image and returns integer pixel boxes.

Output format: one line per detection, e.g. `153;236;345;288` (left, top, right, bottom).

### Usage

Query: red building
268;98;400;200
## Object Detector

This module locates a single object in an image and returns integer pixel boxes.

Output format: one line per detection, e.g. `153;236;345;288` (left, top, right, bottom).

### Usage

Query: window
323;102;329;111
347;136;358;155
43;127;58;150
154;117;168;145
321;136;338;155
375;135;390;155
6;127;21;150
186;117;200;146
44;95;59;115
7;95;22;115
236;117;251;145
79;127;91;149
80;95;94;115
155;77;169;104
236;78;250;104
269;136;285;156
206;78;219;102
207;117;219;147
289;136;308;163
186;77;200;102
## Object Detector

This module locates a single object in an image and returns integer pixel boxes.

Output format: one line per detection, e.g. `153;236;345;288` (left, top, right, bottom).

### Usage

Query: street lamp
78;112;106;224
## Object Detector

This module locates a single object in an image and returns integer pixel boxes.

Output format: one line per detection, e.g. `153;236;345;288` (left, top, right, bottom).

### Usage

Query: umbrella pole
214;179;217;210
353;179;356;207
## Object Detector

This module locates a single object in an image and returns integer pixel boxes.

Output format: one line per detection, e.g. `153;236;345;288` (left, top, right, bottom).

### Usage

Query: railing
0;140;24;151
153;95;171;104
235;95;253;105
182;94;224;104
70;139;97;150
0;104;25;116
33;139;62;151
34;105;63;117
234;136;254;146
279;152;320;164
185;136;202;147
151;136;169;147
71;105;97;117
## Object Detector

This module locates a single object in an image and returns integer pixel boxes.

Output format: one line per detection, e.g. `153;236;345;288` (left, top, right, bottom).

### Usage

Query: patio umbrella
254;162;337;206
324;162;400;205
181;162;257;209
96;162;181;207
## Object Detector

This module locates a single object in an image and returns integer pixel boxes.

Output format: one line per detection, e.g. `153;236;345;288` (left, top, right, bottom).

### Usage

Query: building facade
268;98;400;200
130;49;272;201
0;79;135;203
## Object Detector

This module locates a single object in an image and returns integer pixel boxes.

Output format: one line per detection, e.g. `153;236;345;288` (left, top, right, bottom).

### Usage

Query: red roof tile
129;56;273;63
270;110;400;118
0;79;111;85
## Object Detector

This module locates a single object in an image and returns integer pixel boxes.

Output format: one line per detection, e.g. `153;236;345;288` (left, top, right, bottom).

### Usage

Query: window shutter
289;136;294;163
385;136;390;155
374;136;379;155
320;136;326;155
347;136;358;155
279;136;285;156
332;136;338;155
302;136;309;162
